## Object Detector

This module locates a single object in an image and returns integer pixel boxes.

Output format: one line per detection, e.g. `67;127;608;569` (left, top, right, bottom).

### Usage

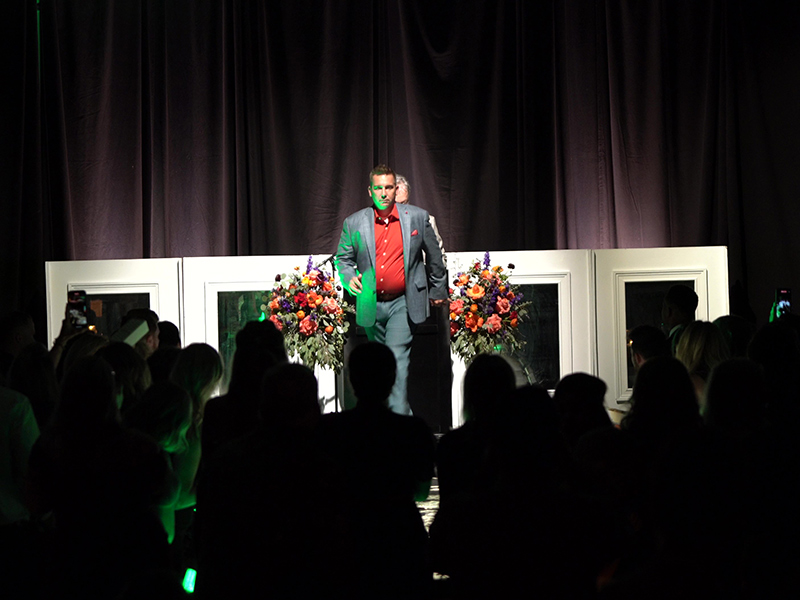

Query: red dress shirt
374;205;405;296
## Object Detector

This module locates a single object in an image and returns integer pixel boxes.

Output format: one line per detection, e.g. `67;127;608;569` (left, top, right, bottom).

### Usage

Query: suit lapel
399;206;411;275
361;208;376;269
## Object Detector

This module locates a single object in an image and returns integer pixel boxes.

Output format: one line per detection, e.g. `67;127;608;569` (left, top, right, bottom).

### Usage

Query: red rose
294;292;307;307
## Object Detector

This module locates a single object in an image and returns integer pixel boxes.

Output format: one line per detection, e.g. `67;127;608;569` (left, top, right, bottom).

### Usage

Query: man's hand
349;274;363;295
430;298;448;307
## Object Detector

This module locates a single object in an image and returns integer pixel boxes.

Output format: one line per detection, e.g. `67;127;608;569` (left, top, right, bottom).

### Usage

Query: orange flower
466;284;485;300
481;269;491;280
296;310;305;319
470;304;479;313
269;297;281;311
458;274;470;286
465;312;484;332
465;312;478;331
507;292;515;300
307;291;323;306
325;325;334;334
323;281;333;292
511;318;518;328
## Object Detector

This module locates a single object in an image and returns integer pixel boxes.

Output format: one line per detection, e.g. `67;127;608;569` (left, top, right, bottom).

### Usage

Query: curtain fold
5;0;800;322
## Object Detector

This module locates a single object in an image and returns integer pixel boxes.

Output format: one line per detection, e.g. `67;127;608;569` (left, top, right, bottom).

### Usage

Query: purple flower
306;255;314;273
483;252;491;268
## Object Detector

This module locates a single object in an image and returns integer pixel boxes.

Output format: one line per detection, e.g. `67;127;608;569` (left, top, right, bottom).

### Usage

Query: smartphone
776;288;791;319
67;289;89;329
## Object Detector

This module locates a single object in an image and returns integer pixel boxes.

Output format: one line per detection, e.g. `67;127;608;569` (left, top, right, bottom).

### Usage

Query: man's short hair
369;164;395;183
664;285;698;316
629;325;670;360
395;174;409;192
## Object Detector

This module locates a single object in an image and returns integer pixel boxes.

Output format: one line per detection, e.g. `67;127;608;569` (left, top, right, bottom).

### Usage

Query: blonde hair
675;321;730;382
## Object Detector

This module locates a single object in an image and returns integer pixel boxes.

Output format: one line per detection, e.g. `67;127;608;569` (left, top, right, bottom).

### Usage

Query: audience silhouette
5;303;800;599
197;362;352;599
318;341;436;599
201;320;287;466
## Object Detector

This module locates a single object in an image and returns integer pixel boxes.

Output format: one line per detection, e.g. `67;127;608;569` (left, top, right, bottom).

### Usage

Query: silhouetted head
229;320;288;395
123;308;160;359
629;324;670;370
463;354;516;423
623;356;700;438
96;342;152;413
124;381;193;453
60;332;110;379
747;321;800;408
57;355;120;432
349;342;395;406
156;321;181;348
260;363;320;430
713;315;756;358
554;373;611;443
0;311;35;358
147;346;182;384
704;358;766;435
674;320;730;382
7;342;58;428
662;285;698;330
170;343;224;419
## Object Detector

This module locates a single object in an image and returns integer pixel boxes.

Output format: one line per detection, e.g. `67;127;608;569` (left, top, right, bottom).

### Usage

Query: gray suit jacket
335;205;447;327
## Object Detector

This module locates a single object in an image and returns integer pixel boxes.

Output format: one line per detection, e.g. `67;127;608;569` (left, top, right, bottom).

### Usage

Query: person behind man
335;164;448;415
395;174;446;265
661;284;698;354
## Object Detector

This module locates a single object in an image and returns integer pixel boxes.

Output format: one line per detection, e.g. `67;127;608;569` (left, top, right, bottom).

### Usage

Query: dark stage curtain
4;0;800;329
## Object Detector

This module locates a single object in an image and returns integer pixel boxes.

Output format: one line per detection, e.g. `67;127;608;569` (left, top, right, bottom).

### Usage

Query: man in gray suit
336;164;448;415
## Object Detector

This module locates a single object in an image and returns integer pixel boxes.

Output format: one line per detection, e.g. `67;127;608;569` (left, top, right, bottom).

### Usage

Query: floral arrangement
261;256;354;372
449;252;529;363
